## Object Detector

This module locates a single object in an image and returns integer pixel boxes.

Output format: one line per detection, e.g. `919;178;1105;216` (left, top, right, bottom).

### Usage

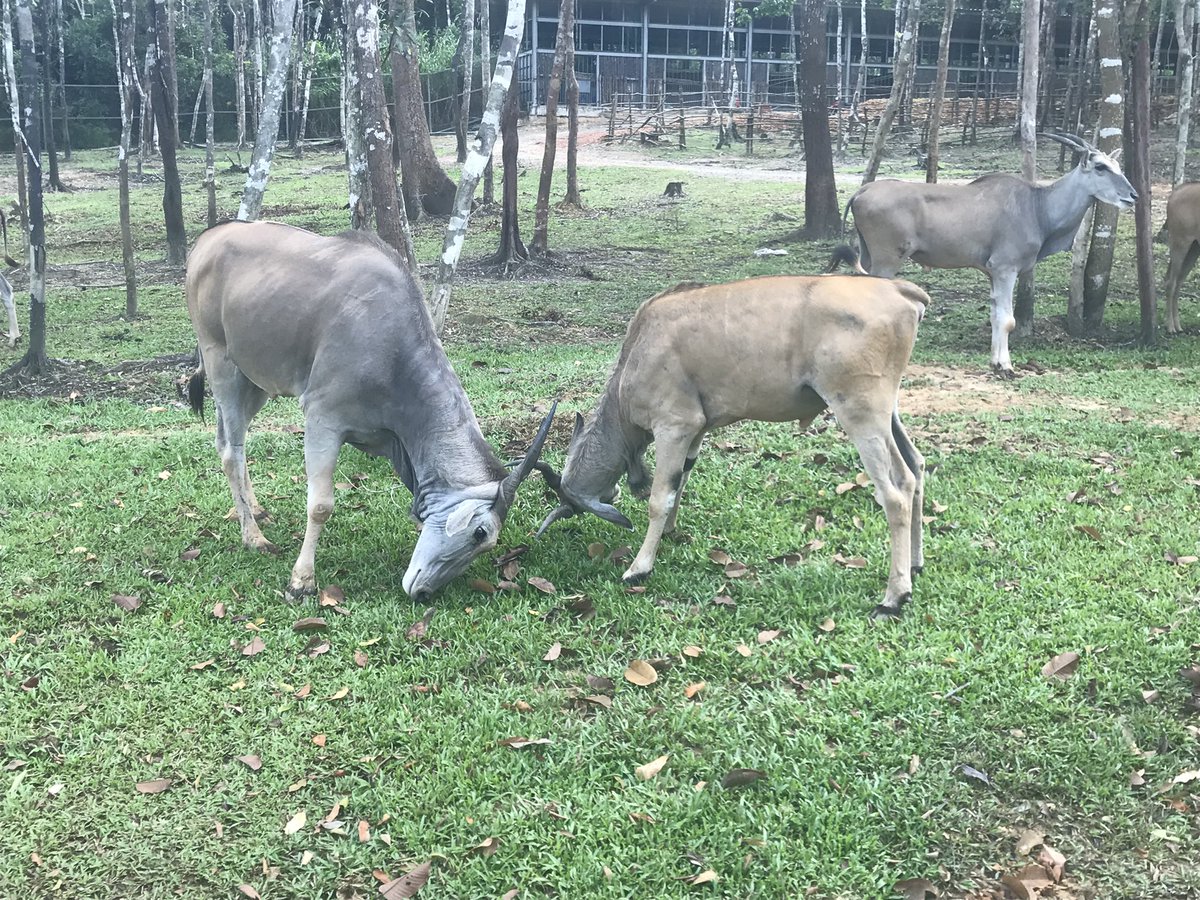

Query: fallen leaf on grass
624;660;658;686
180;547;201;561
1041;651;1080;680
1074;524;1102;542
957;764;992;787
583;694;612;709
354;650;369;668
318;585;344;607
834;554;868;569
720;768;766;788
292;617;328;633
406;607;435;640
302;638;331;658
892;877;938;899
111;593;141;612
471;837;500;856
1037;845;1067;881
817;618;836;633
135;778;172;794
735;643;753;657
684;682;706;699
757;629;781;645
1000;864;1054;899
284;810;307;835
682;645;702;658
1166;551;1200;566
358;820;370;842
312;734;326;747
708;548;731;566
586;675;615;693
1174;769;1200;784
500;890;518;900
212;602;226;619
1015;828;1045;856
294;683;312;699
236;885;261;899
1130;769;1146;788
236;755;262;771
835;481;858;495
685;869;718;885
528;576;556;594
468;579;495;594
327;686;349;701
242;637;266;657
723;561;750;578
379;860;431;899
586;542;606;559
543;642;562;661
498;737;551;750
1142;689;1160;704
636;754;670;781
190;659;216;671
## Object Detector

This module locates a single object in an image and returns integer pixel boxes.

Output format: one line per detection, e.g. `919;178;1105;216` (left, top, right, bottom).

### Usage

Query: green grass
1;138;1199;899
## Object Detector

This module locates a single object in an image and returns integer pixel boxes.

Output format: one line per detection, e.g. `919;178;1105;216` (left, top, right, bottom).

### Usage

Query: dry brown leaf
723;561;749;578
586;541;606;559
528;576;556;594
624;659;658;686
1038;845;1066;882
211;602;226;619
1041;651;1080;680
135;778;172;794
294;683;312;699
284;810;307;835
1015;828;1045;856
328;686;349;701
180;547;201;561
635;754;669;781
236;885;261;899
498;737;552;750
292;617;328;633
682;645;702;658
543;642;562;661
735;643;753;657
242;637;266;657
406;607;435;640
684;681;706;699
1142;688;1160;704
189;659;215;671
500;890;518;900
686;869;718;885
379;860;432;899
586;675;615;692
892;877;938;899
468;578;496;594
818;618;836;633
471;836;500;856
1074;524;1102;542
757;629;781;645
319;584;344;607
354;649;369;668
583;694;612;709
302;638;331;658
111;593;141;612
312;734;326;747
835;554;868;569
236;754;262;772
358;819;370;842
708;548;732;565
1130;769;1146;788
1173;769;1200;784
1000;864;1054;899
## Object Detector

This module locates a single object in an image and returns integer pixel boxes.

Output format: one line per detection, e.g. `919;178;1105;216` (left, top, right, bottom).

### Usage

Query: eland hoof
870;593;911;621
990;364;1017;380
285;580;317;604
621;569;651;586
911;565;924;577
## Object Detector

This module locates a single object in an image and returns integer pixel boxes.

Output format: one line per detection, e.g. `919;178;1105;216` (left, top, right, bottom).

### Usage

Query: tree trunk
1067;204;1094;333
1014;0;1041;337
188;72;206;145
251;0;264;131
492;65;527;266
112;0;138;316
1152;0;1168;99
429;0;527;333
562;0;581;210
152;0;186;265
455;0;475;163
160;0;180;147
238;0;299;222
202;0;217;227
799;0;838;235
971;0;988;145
5;0;47;376
479;0;494;204
348;0;416;267
2;0;28;237
926;0;955;181
139;39;155;167
297;1;322;150
54;0;69;160
862;0;921;183
531;0;572;254
1128;0;1156;345
232;0;247;148
1173;0;1196;183
1080;0;1124;333
852;0;868;117
1059;0;1085;170
288;0;303;151
39;7;62;192
342;9;371;230
390;0;457;216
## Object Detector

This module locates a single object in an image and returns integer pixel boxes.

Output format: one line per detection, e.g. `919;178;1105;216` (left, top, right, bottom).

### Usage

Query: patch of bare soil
0;353;193;402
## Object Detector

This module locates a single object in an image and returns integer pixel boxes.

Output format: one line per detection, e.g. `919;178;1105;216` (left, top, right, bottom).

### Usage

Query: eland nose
413;587;432;603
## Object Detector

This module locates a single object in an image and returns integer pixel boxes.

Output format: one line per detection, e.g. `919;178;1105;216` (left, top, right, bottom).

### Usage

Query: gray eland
535;268;928;619
1162;182;1200;334
185;221;555;601
844;133;1137;375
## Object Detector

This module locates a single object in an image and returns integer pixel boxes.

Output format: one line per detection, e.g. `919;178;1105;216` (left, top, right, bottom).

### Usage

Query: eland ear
445;499;478;536
572;412;586;443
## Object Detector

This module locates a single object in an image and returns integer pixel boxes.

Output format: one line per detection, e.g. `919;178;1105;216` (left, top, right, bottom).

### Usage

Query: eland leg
663;435;704;536
891;409;925;574
1;274;17;349
210;366;273;553
1164;240;1200;334
833;401;918;618
988;269;1019;375
623;425;702;584
286;425;342;600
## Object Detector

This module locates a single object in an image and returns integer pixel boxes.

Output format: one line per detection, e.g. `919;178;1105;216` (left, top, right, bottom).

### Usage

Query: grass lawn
1;132;1198;899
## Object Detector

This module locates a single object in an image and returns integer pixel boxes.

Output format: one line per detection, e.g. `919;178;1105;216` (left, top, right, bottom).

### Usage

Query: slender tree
113;0;138;317
479;0;495;203
531;0;573;254
926;0;956;181
289;0;303;150
348;0;416;266
429;0;527;333
296;0;322;149
491;65;526;266
390;0;456;216
2;0;29;238
238;0;299;222
455;0;475;163
138;39;154;164
39;5;63;191
1172;0;1196;183
151;0;186;264
561;0;581;208
202;0;217;226
5;0;47;376
232;0;248;147
1128;0;1155;344
250;0;264;130
54;0;69;160
1078;0;1124;333
799;0;839;234
862;0;921;183
851;0;868;118
342;5;371;229
1014;0;1041;337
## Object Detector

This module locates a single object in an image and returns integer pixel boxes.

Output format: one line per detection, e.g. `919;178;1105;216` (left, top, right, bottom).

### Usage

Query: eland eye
473;525;488;544
1095;163;1108;173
